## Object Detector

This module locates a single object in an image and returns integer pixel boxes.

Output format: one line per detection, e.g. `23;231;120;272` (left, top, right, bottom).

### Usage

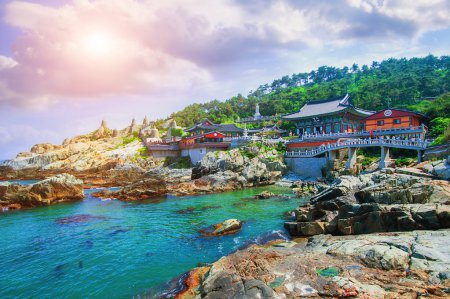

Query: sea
0;185;307;298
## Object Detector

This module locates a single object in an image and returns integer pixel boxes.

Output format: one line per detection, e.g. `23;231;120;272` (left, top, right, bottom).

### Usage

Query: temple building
185;119;243;137
364;109;426;131
247;124;286;137
282;94;374;136
179;132;229;164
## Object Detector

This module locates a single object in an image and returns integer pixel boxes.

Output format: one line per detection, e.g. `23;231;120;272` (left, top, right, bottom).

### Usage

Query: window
377;120;384;126
393;119;401;124
326;124;331;133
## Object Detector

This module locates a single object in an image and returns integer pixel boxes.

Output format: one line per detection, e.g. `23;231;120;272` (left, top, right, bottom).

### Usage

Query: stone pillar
417;150;423;163
379;146;390;169
345;147;357;169
328;150;337;161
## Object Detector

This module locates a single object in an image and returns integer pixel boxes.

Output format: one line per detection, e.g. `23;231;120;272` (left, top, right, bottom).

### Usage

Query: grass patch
395;157;416;167
164;156;192;168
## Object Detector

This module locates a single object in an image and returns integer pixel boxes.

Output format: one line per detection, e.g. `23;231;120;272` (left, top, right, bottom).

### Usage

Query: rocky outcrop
0;174;84;210
192;143;287;187
127;118;139;134
286;170;450;237
93;120;111;139
173;229;450;298
200;219;243;236
0;123;159;186
93;177;167;201
254;191;275;199
421;158;450;180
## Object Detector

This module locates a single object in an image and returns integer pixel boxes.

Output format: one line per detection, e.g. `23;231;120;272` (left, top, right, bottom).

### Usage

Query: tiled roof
185;120;243;133
282;94;374;120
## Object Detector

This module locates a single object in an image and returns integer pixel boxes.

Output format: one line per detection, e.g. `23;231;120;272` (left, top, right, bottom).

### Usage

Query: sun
81;31;115;55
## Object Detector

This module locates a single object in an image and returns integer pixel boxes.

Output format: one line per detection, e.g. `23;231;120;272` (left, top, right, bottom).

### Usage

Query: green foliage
395;157;416;167
408;92;450;119
430;123;450;146
428;117;450;137
170;127;185;137
164;156;192;169
275;141;286;153
137;147;148;157
359;155;378;167
163;55;449;130
122;135;140;146
239;149;257;159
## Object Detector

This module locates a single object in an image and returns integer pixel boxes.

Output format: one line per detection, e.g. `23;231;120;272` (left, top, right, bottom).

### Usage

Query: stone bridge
285;138;428;169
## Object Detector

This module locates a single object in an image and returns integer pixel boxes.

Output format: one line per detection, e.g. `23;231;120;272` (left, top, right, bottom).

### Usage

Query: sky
0;0;450;159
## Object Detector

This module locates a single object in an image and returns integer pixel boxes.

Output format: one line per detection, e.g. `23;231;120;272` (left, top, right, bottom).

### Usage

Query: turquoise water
3;179;40;185
0;186;306;298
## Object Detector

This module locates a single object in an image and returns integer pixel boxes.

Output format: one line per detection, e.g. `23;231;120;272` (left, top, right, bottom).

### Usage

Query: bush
395;157;415;167
170;128;185;137
239;149;257;159
164;156;192;168
122;135;140;145
429;117;450;137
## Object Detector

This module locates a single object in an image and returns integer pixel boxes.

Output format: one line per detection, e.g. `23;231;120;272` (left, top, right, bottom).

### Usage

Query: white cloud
0;0;448;109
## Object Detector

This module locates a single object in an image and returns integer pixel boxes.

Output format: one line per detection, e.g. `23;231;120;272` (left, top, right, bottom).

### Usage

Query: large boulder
192;143;286;187
200;219;243;236
92;177;167;201
287;170;450;237
0;174;84;209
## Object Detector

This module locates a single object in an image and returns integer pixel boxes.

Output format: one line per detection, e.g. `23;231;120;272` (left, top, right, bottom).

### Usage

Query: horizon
1;0;450;159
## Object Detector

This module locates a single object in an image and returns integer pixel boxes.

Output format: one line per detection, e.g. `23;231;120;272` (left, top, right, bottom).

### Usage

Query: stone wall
285;157;328;178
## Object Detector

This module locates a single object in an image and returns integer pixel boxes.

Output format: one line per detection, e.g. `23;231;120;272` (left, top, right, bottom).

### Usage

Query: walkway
285;137;429;169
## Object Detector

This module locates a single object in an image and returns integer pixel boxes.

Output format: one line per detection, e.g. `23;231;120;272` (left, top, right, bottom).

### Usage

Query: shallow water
0;186;307;298
1;179;40;185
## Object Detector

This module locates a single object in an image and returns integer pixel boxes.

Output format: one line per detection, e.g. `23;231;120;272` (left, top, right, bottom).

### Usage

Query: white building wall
181;148;224;165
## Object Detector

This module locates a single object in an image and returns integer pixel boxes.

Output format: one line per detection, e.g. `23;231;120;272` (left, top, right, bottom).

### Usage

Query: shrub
395;157;415;167
164;156;192;168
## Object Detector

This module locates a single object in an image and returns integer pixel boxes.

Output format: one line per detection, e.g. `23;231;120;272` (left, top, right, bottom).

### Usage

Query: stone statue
254;104;262;120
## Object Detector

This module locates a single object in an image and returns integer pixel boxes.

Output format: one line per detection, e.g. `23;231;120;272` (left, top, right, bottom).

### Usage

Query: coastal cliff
0;119;158;187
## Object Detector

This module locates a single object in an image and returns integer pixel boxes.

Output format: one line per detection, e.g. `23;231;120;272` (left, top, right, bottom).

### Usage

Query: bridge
285;138;429;169
290;125;426;143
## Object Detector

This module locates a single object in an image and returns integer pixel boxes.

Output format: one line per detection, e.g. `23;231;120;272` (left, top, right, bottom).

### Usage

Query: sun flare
82;31;115;55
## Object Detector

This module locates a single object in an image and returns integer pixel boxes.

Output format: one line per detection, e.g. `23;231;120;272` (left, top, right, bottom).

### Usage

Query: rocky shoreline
0;174;84;211
169;229;450;298
1;134;450;297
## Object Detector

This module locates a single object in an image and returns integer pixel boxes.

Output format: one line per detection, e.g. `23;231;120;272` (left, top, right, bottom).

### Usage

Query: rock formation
421;158;450;180
127;118;139;134
0;174;84;210
172;229;450;298
192;143;287;185
93;119;111;139
142;116;149;127
200;219;242;236
285;170;450;237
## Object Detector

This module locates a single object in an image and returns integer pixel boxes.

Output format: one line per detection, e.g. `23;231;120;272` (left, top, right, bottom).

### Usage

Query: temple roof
248;124;286;134
282;94;374;120
185;119;243;133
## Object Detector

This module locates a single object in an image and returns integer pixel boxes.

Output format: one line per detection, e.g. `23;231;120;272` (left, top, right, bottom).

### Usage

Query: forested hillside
168;55;450;129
